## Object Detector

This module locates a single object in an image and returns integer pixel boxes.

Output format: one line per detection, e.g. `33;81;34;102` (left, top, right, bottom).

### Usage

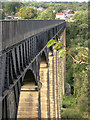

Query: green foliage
54;42;63;50
65;10;89;119
2;2;88;20
2;2;24;15
47;9;89;119
62;109;81;119
38;7;55;20
17;6;37;19
47;38;88;63
0;10;5;19
37;11;47;20
73;68;89;118
58;49;66;57
27;2;88;12
62;95;76;108
47;39;66;57
61;95;81;118
47;39;57;48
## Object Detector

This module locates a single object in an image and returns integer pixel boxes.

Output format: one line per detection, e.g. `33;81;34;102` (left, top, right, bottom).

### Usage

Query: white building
56;13;66;19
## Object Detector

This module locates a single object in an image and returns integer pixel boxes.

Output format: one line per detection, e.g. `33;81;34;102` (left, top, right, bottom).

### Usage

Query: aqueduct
0;20;66;119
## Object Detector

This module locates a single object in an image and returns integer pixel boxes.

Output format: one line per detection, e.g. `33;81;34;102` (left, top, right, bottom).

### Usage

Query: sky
25;0;88;2
36;0;88;2
6;0;89;2
0;0;88;2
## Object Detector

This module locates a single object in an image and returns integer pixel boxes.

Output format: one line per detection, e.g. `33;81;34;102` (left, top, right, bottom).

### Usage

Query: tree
47;10;89;119
38;11;47;20
38;7;55;20
17;6;37;19
0;10;5;19
3;2;24;15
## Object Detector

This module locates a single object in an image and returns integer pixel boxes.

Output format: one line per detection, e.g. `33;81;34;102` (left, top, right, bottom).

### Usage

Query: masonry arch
39;50;50;118
49;46;53;56
22;69;37;86
40;51;48;68
17;69;39;119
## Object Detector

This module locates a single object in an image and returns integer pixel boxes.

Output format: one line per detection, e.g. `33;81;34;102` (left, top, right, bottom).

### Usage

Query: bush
61;95;81;118
62;109;81;118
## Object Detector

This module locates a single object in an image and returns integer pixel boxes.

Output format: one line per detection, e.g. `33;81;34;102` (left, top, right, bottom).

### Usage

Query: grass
61;95;81;119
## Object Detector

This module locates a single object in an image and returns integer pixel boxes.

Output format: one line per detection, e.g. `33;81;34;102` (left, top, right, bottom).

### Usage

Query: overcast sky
37;0;88;2
24;0;88;2
1;0;88;2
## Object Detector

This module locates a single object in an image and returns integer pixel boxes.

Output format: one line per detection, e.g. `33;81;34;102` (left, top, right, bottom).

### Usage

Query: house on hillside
37;7;45;12
5;15;21;20
29;6;37;9
62;9;74;15
56;13;66;19
56;9;74;20
67;9;74;14
62;9;74;20
66;14;74;19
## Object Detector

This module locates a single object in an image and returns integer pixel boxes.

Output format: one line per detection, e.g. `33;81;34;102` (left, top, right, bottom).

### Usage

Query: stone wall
39;29;66;118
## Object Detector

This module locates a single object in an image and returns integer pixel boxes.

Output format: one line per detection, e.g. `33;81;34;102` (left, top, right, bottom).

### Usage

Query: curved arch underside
17;69;39;119
49;46;53;56
40;51;48;68
23;69;36;85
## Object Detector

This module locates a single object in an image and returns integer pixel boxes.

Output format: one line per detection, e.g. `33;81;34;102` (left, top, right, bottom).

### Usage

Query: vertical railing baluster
0;53;6;94
20;44;24;70
4;53;9;89
28;39;31;62
33;38;35;58
19;45;24;71
25;41;28;65
23;42;27;67
14;47;21;75
27;40;29;64
11;51;17;79
12;49;18;78
36;36;39;54
31;38;34;61
34;37;37;57
30;38;32;62
9;51;14;84
22;43;26;68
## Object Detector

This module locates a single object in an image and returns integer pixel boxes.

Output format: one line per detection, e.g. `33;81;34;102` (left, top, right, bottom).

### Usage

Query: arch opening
22;69;37;89
40;51;47;68
39;51;49;118
17;69;39;119
49;46;53;56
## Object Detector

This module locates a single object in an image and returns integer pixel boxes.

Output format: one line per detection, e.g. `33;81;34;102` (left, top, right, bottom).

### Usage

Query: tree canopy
17;6;37;19
2;2;24;15
47;10;89;119
38;7;55;20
